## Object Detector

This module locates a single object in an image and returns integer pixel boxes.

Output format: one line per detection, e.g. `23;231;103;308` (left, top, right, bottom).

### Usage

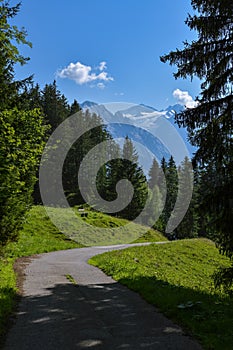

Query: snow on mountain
81;101;172;126
80;101;194;175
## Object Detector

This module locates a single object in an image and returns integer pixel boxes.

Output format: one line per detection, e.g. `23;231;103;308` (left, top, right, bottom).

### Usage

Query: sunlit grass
89;239;233;349
41;205;167;246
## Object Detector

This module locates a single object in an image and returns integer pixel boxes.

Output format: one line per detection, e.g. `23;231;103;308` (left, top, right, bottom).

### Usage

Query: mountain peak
77;100;194;161
139;103;157;111
81;101;98;108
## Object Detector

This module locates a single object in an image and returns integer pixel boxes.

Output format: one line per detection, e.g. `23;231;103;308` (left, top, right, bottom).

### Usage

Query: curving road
4;243;202;349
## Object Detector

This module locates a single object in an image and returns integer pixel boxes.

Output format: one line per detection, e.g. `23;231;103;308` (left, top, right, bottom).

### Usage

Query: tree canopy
161;0;233;289
0;1;46;245
0;0;32;110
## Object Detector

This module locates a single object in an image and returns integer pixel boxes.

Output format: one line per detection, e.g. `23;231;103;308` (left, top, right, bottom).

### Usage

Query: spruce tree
165;156;179;238
70;99;81;115
0;1;32;110
161;0;233;288
108;137;148;221
160;157;167;174
148;158;161;189
17;83;43;111
62;109;121;207
158;156;178;237
175;157;199;239
147;185;164;227
41;81;70;131
147;159;165;228
96;140;121;205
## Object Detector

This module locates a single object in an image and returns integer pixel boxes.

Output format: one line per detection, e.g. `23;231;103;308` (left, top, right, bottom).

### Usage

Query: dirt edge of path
13;255;38;296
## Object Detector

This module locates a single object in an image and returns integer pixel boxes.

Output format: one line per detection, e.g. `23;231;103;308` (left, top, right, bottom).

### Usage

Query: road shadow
3;279;203;350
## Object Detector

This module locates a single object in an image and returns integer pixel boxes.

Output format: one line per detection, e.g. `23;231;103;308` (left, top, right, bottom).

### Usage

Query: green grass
89;239;233;349
66;274;78;285
42;205;167;246
0;205;166;343
3;206;83;259
0;258;17;346
132;228;167;243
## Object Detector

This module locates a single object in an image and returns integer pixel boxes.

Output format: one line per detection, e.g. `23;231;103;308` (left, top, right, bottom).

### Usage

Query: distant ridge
80;100;195;175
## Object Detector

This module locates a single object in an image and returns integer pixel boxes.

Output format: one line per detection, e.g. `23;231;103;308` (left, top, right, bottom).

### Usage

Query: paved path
4;244;202;349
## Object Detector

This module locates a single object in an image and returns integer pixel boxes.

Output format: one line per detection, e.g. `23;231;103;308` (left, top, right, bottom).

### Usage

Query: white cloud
57;61;114;86
97;82;105;89
114;92;124;96
99;61;107;71
97;71;113;82
173;89;197;108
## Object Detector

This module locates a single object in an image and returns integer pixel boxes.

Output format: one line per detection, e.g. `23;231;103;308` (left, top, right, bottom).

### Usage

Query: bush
0;108;46;246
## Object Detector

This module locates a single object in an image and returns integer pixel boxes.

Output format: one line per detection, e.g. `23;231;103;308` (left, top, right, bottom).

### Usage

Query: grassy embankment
89;239;233;350
43;205;166;246
0;205;165;342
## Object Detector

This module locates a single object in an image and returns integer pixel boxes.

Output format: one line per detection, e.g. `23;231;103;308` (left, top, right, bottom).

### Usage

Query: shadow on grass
117;276;233;350
3;281;203;350
0;287;18;348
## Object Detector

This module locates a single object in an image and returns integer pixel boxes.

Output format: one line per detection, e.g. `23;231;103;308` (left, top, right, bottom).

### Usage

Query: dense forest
0;0;232;291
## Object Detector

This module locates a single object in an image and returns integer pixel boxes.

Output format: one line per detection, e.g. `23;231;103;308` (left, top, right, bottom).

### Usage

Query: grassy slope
43;205;167;246
0;205;166;341
89;239;233;350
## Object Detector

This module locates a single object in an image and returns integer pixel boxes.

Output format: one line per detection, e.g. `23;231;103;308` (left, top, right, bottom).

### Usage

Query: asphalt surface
4;243;202;349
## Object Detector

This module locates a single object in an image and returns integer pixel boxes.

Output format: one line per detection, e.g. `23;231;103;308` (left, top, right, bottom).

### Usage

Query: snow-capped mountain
80;101;194;175
81;101;184;123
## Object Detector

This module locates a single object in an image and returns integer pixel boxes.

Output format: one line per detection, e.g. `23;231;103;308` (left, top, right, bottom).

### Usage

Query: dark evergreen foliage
161;156;179;238
41;81;70;131
63;110;116;206
103;137;148;221
148;158;161;189
175;157;199;239
161;0;233;288
0;1;32;110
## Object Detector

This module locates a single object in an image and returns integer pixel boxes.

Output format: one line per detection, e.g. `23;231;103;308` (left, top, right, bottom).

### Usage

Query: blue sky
13;0;200;110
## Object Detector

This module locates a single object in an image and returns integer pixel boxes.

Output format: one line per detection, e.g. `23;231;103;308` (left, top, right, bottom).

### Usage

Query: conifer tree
148;158;161;189
17;83;43;111
147;185;164;227
160;157;167;174
158;156;178;237
62;109;120;206
0;1;32;110
70;99;81;115
161;0;233;287
175;157;199;238
121;137;148;220
108;137;148;220
41;81;70;131
165;156;178;238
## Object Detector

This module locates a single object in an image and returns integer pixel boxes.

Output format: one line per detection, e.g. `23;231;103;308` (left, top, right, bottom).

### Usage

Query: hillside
35;206;167;246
